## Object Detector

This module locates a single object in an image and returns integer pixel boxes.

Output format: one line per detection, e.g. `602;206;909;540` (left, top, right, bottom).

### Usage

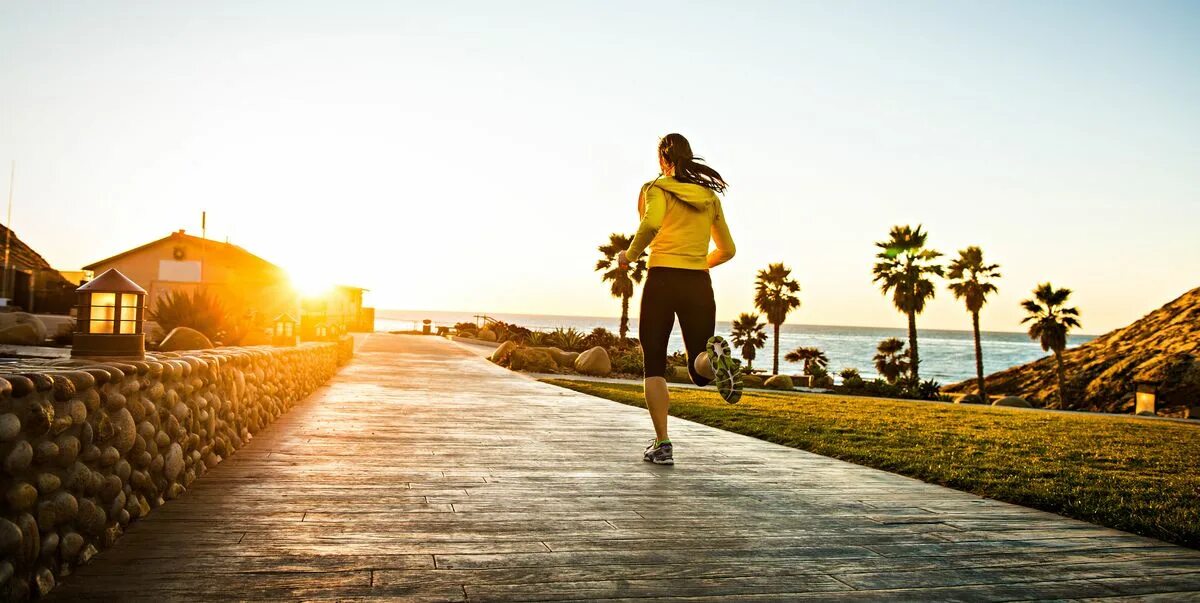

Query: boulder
0;322;43;345
476;328;498;342
666;366;692;383
158;327;214;352
490;340;519;365
35;315;75;340
534;347;578;369
764;374;794;390
574;346;612;377
742;374;764;388
508;348;556;373
993;396;1033;408
958;394;984;405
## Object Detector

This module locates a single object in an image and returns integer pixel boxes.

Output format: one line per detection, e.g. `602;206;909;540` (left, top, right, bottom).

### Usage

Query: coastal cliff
946;285;1200;415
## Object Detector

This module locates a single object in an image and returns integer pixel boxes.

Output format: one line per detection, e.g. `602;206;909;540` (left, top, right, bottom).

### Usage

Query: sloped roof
83;230;283;272
0;224;71;286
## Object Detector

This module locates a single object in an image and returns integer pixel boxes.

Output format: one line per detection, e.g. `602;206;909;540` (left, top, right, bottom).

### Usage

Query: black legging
639;267;716;386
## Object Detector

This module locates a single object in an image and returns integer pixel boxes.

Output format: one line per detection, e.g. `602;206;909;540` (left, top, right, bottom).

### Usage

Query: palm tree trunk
619;295;630;340
907;311;919;381
1054;350;1067;407
972;311;986;401
773;323;781;375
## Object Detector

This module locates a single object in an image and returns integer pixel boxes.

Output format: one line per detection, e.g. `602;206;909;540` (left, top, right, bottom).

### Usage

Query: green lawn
543;378;1200;550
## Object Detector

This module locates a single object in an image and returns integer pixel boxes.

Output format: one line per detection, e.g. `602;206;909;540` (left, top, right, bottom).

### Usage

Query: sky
1;0;1197;335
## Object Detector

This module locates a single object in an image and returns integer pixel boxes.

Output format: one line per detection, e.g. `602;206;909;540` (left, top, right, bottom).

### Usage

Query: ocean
375;309;1094;385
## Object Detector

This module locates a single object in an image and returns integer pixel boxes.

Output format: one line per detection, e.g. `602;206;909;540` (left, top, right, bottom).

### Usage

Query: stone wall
0;341;353;599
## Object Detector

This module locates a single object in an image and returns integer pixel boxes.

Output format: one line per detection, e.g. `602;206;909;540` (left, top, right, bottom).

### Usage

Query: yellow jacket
624;176;736;270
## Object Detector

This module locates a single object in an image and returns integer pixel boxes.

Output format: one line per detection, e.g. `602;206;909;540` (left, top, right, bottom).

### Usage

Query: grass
543;378;1200;550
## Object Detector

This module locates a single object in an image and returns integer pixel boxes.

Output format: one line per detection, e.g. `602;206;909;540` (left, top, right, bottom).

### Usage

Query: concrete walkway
53;334;1200;601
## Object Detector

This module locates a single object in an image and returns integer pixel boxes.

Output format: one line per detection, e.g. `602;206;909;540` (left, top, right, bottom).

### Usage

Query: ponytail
659;133;728;193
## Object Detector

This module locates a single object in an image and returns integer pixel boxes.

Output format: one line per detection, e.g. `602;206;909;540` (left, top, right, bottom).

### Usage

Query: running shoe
643;439;674;465
706;335;744;404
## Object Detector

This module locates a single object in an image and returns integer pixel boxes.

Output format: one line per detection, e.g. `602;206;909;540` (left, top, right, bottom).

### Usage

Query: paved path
54;334;1200;601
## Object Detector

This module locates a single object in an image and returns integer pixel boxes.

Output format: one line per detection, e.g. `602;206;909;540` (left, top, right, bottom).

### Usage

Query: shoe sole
707;336;744;404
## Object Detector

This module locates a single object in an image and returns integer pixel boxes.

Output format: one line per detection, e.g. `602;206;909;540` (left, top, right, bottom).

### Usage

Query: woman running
619;133;742;466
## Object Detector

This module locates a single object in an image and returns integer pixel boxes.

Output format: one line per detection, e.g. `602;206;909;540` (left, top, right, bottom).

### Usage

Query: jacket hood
651;177;719;210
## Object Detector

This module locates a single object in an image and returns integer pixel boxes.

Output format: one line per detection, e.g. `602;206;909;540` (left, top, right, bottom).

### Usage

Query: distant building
301;285;374;335
82;230;297;328
83;229;374;336
0;224;78;314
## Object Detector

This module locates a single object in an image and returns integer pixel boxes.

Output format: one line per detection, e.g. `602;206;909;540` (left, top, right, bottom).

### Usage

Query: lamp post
272;313;297;347
71;268;146;360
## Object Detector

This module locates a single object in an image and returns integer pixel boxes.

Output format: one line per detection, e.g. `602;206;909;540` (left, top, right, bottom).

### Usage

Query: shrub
149;288;251;345
583;327;618;349
666;350;688;368
839;368;864;389
453;322;477;335
547;327;586;351
610;347;645;376
525;331;549;346
808;365;835;388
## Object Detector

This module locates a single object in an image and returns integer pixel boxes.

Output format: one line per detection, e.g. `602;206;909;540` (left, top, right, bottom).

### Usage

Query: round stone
164;443;184;481
0;518;21;556
155;430;170;449
98;446;120;467
63;462;90;491
68;399;87;424
59;531;83;557
79;421;94;448
15;513;38;564
33;440;59;465
37;491;78;528
114;459;131;482
104;391;126;411
5;440;33;474
78;498;106;536
110;408;136;453
7;482;37;511
39;532;58;559
55;435;80;467
34;567;55;597
24;401;54;437
35;473;60;494
0;414;20;441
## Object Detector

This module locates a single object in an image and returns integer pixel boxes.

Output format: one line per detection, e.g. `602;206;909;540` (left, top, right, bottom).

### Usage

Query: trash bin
422;319;432;335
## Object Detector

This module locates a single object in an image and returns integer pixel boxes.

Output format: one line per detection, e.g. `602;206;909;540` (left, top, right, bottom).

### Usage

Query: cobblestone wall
0;339;353;599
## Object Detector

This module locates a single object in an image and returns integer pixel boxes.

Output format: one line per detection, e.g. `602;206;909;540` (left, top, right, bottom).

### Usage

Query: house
300;285;374;335
0;224;78;314
82;230;297;329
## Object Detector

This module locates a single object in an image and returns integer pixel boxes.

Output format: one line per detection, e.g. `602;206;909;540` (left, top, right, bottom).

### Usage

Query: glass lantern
72;269;146;359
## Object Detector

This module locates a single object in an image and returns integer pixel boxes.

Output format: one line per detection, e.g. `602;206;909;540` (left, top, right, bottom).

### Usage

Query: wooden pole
3;161;13;299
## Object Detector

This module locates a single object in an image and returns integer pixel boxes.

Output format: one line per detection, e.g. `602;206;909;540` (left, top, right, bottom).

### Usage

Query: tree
784;346;829;373
1021;283;1082;407
754;263;802;375
873;337;910;384
595;233;647;340
729;313;768;371
947;246;1001;402
872;225;943;381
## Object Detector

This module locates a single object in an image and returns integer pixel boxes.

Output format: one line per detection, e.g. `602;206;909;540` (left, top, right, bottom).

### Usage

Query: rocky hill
946;285;1200;415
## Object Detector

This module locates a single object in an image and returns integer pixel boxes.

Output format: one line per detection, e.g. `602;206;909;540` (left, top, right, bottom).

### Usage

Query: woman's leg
638;271;675;443
678;272;718;387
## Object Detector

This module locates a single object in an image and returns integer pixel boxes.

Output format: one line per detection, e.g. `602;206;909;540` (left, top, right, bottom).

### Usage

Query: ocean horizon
375;309;1095;385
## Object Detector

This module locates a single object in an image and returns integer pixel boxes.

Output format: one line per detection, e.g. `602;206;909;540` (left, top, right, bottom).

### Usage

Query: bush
453;322;477;335
839;368;865;389
547;327;586;351
526;331;549;346
666;350;688;368
808;365;835;388
610;347;645;376
583;327;618;349
149;288;252;345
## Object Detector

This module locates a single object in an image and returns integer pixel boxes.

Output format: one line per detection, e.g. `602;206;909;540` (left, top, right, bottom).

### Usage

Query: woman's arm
707;198;736;268
624;183;665;262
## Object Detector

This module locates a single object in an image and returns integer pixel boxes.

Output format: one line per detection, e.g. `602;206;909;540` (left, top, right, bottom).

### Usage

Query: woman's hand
618;252;631;269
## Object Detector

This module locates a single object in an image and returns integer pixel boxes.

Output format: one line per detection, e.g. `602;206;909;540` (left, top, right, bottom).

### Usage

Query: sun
288;269;334;298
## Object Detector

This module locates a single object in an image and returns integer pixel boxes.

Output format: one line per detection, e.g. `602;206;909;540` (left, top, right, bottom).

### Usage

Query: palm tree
947;246;1001;402
872;225;943;382
1021;283;1082;407
784;346;829;373
729;313;768;371
595;233;647;340
754;263;802;375
873;337;910;384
